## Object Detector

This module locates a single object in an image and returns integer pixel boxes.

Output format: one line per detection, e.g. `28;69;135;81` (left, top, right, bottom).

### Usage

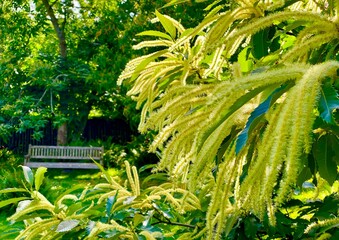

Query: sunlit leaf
0;188;28;194
318;82;339;125
0;197;30;209
56;219;80;232
133;213;145;227
123;196;136;205
155;10;176;39
21;166;33;186
137;30;173;41
238;47;253;73
163;0;191;8
34;167;47;191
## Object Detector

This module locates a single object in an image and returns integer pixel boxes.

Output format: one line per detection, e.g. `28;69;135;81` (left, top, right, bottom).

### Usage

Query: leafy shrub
102;133;157;169
0;149;27;204
0;148;20;167
228;193;339;239
0;168;27;204
1;165;338;239
0;163;202;239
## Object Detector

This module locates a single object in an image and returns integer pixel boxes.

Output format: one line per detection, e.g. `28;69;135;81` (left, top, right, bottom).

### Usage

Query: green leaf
106;192;118;218
318;83;339;125
238;47;253;73
296;166;312;187
0;188;28;194
56;219;80;232
123;196;136;205
34;167;47;191
21;165;33;186
54;184;86;206
236;84;289;154
155;10;176;39
137;30;173;41
141;173;168;187
313;134;338;185
138;164;157;173
131;49;168;82
133;213;145;227
244;216;260;238
0;197;30;209
163;0;191;8
251;29;269;59
329;134;339;165
152;202;174;219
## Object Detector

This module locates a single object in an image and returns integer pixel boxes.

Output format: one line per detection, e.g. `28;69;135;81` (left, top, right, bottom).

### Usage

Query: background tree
0;0;208;145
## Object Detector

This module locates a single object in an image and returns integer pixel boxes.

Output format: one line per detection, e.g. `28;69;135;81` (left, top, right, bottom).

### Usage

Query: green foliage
119;0;339;238
227;193;339;239
0;0;208;143
0;168;26;203
0;165;203;239
103;133;158;169
0;148;18;167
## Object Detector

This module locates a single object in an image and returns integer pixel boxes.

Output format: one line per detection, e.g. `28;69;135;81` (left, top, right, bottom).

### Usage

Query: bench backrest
27;145;103;160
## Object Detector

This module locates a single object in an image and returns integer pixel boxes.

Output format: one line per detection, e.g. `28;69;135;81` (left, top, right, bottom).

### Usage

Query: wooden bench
24;145;104;169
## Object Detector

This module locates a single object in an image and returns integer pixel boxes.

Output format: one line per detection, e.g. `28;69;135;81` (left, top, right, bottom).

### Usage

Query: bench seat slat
26;162;100;169
27;156;102;160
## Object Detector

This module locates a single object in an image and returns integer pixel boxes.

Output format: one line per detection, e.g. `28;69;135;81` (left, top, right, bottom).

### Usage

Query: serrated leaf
133;213;145;227
21;165;33;186
155;10;176;39
318;83;339;125
106;192;118;218
0;197;30;209
137;30;173;41
56;219;80;232
236;85;288;154
34;167;47;191
313;135;338;185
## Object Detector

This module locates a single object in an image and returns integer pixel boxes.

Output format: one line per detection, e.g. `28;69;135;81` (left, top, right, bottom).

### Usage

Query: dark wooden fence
83;118;131;143
0;118;131;154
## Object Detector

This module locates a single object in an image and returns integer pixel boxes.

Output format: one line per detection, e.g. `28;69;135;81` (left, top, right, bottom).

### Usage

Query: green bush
0;168;27;204
0;163;203;239
1;165;338;239
0;148;20;167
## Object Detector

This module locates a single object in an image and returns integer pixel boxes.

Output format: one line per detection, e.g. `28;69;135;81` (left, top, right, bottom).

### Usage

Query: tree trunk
57;123;68;145
42;0;67;59
42;0;68;145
